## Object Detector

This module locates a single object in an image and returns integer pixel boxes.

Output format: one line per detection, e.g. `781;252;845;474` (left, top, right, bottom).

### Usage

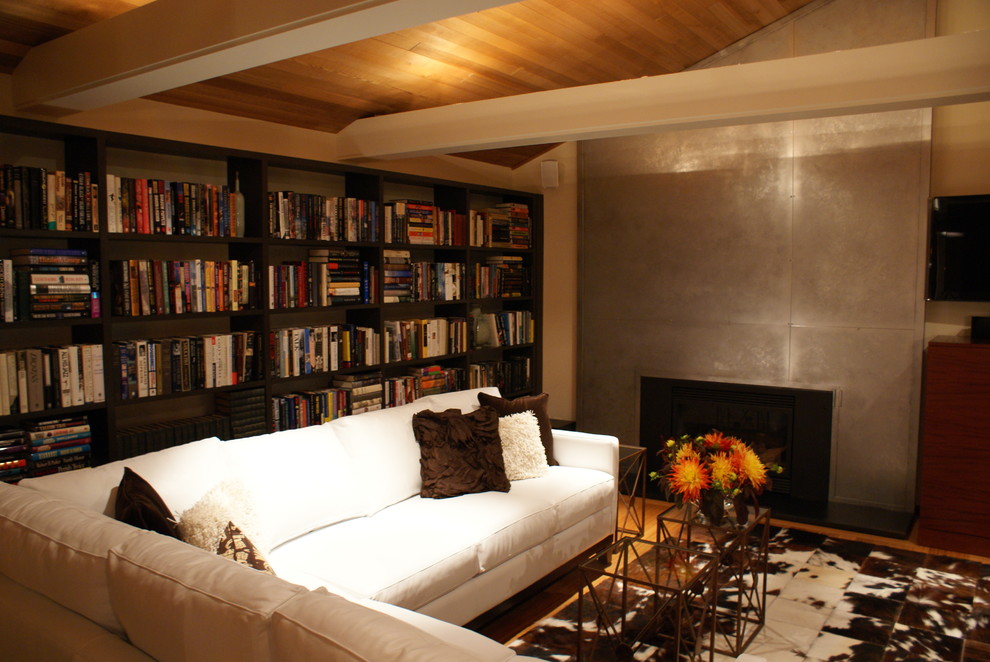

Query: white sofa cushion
330;399;435;515
0;573;157;662
106;532;306;662
18;437;231;516
508;465;616;532
381;490;557;573
358;597;516;662
222;424;365;550
267;505;481;611
0;482;143;636
271;588;493;662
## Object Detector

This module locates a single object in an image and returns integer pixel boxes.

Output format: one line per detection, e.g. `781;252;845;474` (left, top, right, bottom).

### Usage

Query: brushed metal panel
794;0;928;54
578;318;790;444
581;122;793;327
790;110;928;329
578;0;930;515
789;326;919;510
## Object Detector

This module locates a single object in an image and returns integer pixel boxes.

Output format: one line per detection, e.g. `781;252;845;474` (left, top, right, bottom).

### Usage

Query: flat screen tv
927;194;990;301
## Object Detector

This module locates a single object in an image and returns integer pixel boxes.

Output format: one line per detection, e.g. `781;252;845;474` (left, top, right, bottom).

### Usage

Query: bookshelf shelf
1;114;543;468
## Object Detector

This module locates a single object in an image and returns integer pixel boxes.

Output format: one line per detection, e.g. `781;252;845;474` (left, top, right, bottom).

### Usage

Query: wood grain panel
2;0;819;166
917;339;990;556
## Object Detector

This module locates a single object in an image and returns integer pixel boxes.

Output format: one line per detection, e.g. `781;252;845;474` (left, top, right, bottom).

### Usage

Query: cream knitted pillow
177;479;266;555
498;410;549;481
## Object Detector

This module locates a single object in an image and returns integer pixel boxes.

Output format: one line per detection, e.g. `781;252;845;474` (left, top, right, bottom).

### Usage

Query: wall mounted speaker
540;160;559;189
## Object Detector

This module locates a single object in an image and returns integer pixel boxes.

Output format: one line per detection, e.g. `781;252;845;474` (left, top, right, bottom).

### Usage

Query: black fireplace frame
639;376;833;511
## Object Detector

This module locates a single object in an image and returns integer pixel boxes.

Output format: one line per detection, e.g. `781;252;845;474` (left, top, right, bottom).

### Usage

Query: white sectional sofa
0;387;618;662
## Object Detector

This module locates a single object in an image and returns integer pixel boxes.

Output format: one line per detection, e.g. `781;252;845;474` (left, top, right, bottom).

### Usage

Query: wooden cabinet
1;115;543;467
917;337;990;556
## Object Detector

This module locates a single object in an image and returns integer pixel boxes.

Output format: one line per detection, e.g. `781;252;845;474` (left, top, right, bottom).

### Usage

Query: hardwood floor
474;498;990;646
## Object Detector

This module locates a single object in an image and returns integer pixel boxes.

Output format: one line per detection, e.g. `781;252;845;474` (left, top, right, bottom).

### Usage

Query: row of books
1;165;99;232
469;357;532;393
473;256;530;298
267;192;380;242
1;345;105;415
333;372;383;415
384;317;469;363
114;332;262;400
2;248;99;321
272;388;349;431
269;324;381;377
105;175;240;236
380;250;464;303
110;258;258;316
112;414;230;461
0;415;94;483
383;200;468;246
469;203;531;249
271;371;383;431
382;365;466;408
268;248;375;308
216;387;266;439
472;310;535;348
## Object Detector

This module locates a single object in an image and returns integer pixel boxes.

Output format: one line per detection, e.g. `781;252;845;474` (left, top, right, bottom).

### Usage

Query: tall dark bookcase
1;115;543;465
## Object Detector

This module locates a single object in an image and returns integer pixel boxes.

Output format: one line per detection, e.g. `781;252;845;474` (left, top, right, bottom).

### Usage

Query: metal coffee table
577;535;720;661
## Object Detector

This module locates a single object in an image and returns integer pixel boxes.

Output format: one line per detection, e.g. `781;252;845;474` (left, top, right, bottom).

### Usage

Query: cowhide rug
508;528;990;662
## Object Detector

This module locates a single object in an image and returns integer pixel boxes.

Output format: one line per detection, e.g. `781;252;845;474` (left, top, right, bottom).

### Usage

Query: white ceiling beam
337;29;990;161
12;0;517;115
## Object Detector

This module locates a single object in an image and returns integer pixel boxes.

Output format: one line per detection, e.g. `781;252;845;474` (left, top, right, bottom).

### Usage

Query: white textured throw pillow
498;410;549;481
177;479;265;554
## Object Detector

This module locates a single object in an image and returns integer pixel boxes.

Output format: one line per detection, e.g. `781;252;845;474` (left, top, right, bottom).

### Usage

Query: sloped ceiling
0;0;819;167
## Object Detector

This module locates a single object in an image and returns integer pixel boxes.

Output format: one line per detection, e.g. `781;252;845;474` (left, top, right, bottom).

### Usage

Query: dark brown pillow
218;521;275;574
412;406;510;499
478;392;557;466
114;466;180;538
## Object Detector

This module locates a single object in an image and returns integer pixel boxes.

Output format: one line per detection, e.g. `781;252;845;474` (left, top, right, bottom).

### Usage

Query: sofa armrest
551;430;619;479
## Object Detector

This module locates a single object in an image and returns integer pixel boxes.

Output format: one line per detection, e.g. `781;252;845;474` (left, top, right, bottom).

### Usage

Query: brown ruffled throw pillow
114;466;180;539
477;392;557;466
218;521;275;574
412;406;510;498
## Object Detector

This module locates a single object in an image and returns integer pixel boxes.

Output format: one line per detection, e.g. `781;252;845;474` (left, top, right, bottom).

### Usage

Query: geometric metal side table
577;536;719;661
656;503;770;658
616;445;647;538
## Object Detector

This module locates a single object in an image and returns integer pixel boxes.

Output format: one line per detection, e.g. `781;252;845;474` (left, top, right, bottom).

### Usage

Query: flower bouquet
648;430;781;526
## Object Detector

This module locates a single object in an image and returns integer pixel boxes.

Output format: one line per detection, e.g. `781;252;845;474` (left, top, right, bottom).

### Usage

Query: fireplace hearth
639;377;914;538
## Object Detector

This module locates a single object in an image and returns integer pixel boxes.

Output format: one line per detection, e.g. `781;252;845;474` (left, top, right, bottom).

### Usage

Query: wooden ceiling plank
708;0;766;38
309;39;526;108
454;142;562;168
547;1;693;78
505;1;664;80
0;0;147;33
662;0;738;50
11;0;521;114
147;80;354;133
364;32;544;97
452;8;628;83
224;66;390;116
398;19;591;90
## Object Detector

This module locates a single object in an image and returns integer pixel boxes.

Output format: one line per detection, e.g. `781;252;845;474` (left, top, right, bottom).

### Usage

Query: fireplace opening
671;385;794;495
640;377;833;518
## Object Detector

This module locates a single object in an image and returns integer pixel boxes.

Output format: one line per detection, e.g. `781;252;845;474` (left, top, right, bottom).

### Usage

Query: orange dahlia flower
732;443;768;491
703;431;737;452
667;455;711;502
